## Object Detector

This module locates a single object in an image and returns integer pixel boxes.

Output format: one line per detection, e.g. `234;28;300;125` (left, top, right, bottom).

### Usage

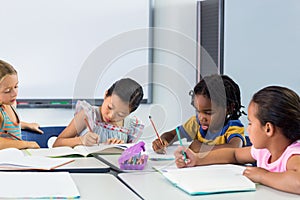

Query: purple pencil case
118;141;148;170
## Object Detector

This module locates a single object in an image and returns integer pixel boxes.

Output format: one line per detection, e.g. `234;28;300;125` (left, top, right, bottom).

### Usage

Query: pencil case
118;141;148;170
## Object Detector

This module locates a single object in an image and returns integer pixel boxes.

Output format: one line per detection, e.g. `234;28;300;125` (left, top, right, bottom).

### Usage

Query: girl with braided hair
152;74;245;153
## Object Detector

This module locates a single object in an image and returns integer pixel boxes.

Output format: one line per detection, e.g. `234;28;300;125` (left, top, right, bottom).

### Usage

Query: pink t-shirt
251;141;300;172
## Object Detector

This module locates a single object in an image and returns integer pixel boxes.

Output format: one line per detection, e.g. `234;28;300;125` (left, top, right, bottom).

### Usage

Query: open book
0;148;74;170
153;164;256;195
27;143;132;157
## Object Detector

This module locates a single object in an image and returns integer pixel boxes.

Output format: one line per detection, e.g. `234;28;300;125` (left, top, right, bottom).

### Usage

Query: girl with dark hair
53;78;144;147
175;86;300;194
153;74;245;153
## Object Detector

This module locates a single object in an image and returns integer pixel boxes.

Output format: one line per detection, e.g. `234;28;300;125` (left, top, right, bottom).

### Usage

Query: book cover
154;164;256;195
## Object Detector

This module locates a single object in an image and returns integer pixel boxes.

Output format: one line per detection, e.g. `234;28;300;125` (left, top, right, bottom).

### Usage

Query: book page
74;144;131;157
27;146;80;157
155;164;256;195
146;145;176;161
0;148;74;170
0;172;80;198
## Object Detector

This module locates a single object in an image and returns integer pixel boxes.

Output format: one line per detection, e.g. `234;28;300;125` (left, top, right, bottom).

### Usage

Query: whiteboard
0;0;153;107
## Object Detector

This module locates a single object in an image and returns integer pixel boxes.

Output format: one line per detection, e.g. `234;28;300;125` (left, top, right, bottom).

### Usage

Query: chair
21;126;66;148
245;135;252;147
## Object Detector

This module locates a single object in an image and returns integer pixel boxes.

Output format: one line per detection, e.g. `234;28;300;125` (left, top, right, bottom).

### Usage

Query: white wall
19;0;198;142
224;0;300;131
19;0;300;140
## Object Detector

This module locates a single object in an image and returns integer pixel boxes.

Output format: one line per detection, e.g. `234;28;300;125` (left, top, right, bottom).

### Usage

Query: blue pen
175;127;187;163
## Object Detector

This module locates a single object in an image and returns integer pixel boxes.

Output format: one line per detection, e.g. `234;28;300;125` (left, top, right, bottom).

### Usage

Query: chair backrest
22;126;66;148
245;135;252;147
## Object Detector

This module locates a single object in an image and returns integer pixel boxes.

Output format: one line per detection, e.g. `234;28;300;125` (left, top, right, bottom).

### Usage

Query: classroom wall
19;0;300;139
19;0;198;142
223;0;300;130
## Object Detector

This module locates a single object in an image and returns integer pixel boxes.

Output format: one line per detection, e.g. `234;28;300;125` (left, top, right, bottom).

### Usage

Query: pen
149;115;163;145
175;127;187;163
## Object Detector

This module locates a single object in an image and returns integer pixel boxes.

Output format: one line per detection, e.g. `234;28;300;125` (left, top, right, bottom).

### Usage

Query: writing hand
152;138;168;154
80;131;99;146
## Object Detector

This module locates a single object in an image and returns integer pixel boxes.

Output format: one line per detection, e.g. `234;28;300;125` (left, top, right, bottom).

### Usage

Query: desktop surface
118;172;300;200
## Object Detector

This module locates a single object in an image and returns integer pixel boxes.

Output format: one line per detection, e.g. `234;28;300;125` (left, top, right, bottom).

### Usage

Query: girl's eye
118;114;125;118
4;89;11;93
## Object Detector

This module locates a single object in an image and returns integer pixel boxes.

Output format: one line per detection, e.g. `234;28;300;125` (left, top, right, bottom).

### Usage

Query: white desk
71;173;141;200
95;144;178;173
55;157;110;173
118;172;299;200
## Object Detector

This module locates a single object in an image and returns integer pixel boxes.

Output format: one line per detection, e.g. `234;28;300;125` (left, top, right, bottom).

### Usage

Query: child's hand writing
152;138;168;154
174;146;198;168
80;131;99;146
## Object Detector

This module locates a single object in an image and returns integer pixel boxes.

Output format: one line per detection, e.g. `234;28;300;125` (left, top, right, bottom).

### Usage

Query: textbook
0;171;80;199
27;143;132;158
153;164;256;195
0;148;74;170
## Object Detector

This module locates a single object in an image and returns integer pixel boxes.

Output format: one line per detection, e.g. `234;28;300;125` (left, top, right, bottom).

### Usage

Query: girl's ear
265;122;274;137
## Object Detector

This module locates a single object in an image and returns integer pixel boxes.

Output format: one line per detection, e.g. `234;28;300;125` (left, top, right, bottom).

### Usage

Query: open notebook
0;148;74;170
0;171;80;199
153;164;256;195
26;143;132;157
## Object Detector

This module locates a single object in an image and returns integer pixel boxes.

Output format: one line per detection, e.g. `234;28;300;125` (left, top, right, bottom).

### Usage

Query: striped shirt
179;115;245;146
0;105;21;140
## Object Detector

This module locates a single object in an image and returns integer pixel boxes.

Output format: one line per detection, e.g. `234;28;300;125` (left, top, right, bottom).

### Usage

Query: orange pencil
84;117;93;132
149;115;163;145
6;131;22;141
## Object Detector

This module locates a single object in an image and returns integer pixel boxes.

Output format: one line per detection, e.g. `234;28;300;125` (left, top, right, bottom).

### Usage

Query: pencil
84;117;99;145
175;127;187;163
84;117;93;132
149;115;163;145
6;131;22;141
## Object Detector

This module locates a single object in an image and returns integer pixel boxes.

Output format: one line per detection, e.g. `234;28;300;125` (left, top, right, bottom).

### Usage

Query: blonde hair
0;60;17;83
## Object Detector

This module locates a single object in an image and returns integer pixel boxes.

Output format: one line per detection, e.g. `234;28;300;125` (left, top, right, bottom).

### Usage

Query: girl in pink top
174;86;300;194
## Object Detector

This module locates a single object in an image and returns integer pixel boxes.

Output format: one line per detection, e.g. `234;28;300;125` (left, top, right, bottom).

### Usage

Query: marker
50;101;69;105
175;127;187;163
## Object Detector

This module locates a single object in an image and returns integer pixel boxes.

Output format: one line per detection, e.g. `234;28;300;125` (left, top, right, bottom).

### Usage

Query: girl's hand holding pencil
81;117;100;146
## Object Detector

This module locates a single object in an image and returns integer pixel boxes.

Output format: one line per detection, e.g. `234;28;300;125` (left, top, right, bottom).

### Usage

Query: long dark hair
251;86;300;142
106;78;143;112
